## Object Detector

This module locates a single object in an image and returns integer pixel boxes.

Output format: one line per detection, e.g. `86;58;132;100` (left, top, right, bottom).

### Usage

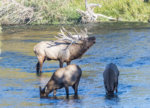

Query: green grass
1;0;150;25
95;0;150;22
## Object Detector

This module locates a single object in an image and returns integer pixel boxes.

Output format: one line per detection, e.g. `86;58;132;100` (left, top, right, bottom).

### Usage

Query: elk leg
37;56;45;76
116;88;118;93
59;60;63;68
36;62;40;74
66;61;71;65
65;86;69;98
115;82;118;93
40;58;46;72
72;81;79;95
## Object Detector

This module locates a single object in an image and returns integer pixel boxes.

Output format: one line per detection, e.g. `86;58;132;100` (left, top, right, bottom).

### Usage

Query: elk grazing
39;64;82;98
34;27;95;75
103;63;119;95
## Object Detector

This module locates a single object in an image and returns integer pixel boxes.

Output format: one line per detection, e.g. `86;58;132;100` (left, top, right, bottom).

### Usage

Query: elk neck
69;42;88;60
44;80;55;94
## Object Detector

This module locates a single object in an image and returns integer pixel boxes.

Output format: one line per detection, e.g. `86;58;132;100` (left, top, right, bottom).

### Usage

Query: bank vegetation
0;0;150;25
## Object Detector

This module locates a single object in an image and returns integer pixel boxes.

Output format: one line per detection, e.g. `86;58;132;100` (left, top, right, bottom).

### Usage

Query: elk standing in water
39;64;82;98
103;63;119;95
34;27;95;75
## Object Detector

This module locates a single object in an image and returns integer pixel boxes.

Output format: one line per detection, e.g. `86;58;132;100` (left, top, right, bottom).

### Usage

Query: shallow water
1;22;150;108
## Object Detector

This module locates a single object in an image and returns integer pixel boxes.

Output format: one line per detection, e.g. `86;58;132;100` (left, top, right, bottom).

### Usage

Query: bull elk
34;27;95;75
39;64;82;98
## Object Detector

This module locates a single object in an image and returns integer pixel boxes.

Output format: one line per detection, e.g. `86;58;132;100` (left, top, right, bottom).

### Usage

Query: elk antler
55;28;75;43
55;27;89;44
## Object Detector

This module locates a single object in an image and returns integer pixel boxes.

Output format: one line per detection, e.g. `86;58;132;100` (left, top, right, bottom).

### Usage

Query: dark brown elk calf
34;27;95;75
103;63;119;94
39;64;82;98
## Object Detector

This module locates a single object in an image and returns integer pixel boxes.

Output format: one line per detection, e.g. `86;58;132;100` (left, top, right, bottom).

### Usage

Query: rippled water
1;22;150;107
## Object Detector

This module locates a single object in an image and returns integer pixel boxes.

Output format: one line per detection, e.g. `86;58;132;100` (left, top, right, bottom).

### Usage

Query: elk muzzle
88;36;96;43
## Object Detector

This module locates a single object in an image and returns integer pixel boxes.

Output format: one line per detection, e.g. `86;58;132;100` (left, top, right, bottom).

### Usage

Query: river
1;22;150;107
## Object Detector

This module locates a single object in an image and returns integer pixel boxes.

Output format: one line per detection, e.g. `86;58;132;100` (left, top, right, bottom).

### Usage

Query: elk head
78;28;95;49
39;86;52;98
39;86;47;97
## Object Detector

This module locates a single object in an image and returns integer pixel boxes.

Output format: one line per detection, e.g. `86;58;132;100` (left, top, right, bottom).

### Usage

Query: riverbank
0;0;150;25
2;22;150;33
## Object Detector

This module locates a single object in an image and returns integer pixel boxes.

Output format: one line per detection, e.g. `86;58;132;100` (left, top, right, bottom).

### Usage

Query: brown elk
39;64;82;98
103;63;119;95
34;27;95;75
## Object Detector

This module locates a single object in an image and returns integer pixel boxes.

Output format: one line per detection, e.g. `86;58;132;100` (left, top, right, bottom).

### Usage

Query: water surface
1;22;150;108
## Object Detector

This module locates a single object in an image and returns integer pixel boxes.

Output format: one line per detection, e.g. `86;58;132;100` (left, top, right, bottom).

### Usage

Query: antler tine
80;29;86;39
55;30;65;40
55;36;61;39
80;28;89;39
60;28;66;37
59;28;75;42
61;27;75;39
73;27;81;40
55;28;69;42
59;28;72;40
55;32;65;38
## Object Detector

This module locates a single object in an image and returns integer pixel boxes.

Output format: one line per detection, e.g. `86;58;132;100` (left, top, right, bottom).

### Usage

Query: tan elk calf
34;27;95;75
39;64;82;98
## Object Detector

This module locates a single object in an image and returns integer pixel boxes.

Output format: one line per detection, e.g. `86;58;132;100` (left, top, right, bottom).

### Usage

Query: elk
34;27;95;75
103;63;119;95
39;64;82;98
